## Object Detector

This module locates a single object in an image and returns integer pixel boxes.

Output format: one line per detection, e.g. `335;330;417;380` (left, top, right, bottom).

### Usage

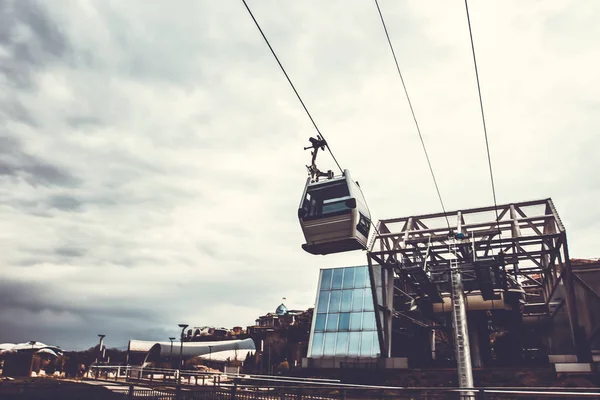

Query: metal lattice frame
366;198;583;359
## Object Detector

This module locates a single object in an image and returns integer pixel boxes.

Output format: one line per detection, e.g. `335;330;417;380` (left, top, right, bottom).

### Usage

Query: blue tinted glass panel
309;266;381;359
322;201;350;215
320;269;333;291
359;331;374;357
363;288;375;311
342;267;355;289
348;332;361;356
338;312;350;331
311;333;324;357
373;335;381;356
335;332;349;356
329;290;341;313
323;332;336;356
314;314;326;332
363;311;376;331
340;290;353;312
354;266;367;288
317;291;329;313
351;288;364;311
349;312;362;331
325;313;339;331
332;269;344;289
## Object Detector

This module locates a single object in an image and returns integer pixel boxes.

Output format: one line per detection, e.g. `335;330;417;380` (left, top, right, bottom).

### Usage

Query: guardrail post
476;389;486;400
128;384;134;398
231;379;238;400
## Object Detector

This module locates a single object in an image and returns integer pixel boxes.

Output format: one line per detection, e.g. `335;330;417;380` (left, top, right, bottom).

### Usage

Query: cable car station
304;196;600;384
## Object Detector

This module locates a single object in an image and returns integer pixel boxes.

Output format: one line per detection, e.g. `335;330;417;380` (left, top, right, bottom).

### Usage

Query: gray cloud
0;278;156;321
54;245;86;258
0;99;37;126
66;116;104;129
0;135;80;187
0;0;71;88
47;195;83;212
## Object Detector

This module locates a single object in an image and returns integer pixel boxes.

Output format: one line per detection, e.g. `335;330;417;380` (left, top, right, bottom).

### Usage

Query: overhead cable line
242;0;397;258
373;0;451;231
240;0;343;174
464;0;501;236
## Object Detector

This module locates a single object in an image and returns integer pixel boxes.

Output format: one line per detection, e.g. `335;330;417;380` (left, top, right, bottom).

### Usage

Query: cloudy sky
1;0;599;350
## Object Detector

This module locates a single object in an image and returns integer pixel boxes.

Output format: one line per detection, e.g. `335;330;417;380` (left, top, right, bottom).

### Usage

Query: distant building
250;303;306;332
182;326;248;342
127;338;256;369
0;342;63;377
244;303;313;373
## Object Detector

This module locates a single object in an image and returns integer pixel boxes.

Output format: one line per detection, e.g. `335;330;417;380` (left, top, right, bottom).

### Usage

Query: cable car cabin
298;169;371;255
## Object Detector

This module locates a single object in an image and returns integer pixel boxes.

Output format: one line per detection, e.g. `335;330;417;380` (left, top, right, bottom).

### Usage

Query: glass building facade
308;266;381;358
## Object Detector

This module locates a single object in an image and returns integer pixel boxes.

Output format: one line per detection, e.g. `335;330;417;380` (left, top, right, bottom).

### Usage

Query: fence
4;364;599;400
3;381;600;400
89;364;600;399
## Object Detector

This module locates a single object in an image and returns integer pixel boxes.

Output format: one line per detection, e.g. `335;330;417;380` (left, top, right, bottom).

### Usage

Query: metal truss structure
366;198;585;363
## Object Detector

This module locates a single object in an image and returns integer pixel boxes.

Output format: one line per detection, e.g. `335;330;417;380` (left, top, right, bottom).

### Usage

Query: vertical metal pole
385;265;394;358
430;329;436;360
169;340;174;368
260;340;264;374
98;335;105;363
561;238;587;360
450;239;474;396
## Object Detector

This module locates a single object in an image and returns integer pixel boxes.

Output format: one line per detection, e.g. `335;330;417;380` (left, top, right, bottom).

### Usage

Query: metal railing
77;364;600;399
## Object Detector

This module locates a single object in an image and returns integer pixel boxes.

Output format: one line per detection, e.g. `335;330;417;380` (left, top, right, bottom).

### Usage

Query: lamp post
169;337;176;369
177;324;188;384
97;334;106;363
96;334;105;379
28;341;36;377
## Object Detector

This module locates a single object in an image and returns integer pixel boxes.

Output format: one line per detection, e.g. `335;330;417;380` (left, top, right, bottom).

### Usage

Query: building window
308;265;380;358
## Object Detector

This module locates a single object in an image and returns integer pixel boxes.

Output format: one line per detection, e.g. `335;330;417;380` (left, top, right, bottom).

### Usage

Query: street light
28;341;36;377
169;337;176;368
97;334;106;363
177;324;188;384
96;334;105;379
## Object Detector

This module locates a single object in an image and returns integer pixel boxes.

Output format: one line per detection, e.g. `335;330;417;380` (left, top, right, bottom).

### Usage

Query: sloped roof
0;342;62;357
128;339;173;353
143;338;256;364
0;343;16;351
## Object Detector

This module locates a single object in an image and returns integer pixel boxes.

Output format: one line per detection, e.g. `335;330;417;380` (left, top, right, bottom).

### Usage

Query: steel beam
367;198;586;363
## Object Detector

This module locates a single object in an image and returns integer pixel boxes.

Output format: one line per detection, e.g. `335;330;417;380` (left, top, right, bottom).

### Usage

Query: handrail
86;364;600;396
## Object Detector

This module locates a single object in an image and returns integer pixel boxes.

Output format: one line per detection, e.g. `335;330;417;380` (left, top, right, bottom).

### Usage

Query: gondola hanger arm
304;135;334;182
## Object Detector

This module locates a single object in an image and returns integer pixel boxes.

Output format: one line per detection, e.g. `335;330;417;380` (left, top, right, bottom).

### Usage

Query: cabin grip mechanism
304;135;334;182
